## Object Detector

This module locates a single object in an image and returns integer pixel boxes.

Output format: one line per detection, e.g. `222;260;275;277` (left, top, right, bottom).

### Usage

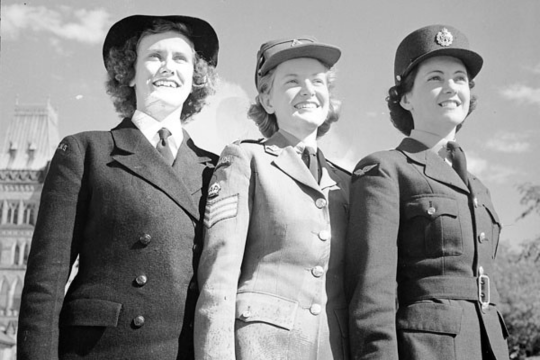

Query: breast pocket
403;195;462;258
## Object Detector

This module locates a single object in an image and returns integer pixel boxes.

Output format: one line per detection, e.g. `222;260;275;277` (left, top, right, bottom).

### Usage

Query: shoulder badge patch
208;182;221;198
57;143;68;151
204;194;239;228
353;164;378;177
216;155;233;169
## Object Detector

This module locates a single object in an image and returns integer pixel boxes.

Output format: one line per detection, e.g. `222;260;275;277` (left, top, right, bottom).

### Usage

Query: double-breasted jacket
194;131;350;360
17;118;217;360
346;138;509;360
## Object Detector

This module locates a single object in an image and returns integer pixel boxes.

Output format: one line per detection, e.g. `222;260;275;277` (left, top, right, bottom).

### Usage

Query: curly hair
105;20;217;122
248;65;341;139
386;64;477;136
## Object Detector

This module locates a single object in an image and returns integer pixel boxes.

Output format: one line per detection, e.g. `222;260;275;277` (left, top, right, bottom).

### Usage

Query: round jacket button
310;304;322;315
473;197;479;208
426;207;436;215
241;310;252;318
478;232;487;242
315;198;327;209
192;243;199;252
139;234;152;245
311;266;324;278
133;315;145;328
135;275;147;286
318;230;330;241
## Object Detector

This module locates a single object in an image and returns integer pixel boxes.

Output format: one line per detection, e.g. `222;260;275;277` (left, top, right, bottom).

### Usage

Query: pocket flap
61;299;122;327
405;195;458;220
235;291;297;330
397;302;462;335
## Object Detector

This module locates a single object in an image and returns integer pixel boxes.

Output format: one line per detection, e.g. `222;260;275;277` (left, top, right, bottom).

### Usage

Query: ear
400;93;413;111
259;93;275;114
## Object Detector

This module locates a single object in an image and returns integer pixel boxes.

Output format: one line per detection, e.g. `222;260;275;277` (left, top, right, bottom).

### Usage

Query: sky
1;0;539;248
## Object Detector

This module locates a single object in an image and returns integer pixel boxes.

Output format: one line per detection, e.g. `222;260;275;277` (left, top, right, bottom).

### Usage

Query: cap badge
436;28;453;47
291;39;302;47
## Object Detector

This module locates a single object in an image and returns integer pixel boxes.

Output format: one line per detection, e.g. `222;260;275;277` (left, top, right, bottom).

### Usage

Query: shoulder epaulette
326;159;352;175
233;138;265;145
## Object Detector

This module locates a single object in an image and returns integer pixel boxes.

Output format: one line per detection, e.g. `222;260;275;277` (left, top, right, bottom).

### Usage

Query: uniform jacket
17;118;217;360
194;131;351;360
346;138;509;360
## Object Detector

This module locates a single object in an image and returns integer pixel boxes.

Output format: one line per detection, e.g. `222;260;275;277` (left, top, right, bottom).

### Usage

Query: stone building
0;101;60;359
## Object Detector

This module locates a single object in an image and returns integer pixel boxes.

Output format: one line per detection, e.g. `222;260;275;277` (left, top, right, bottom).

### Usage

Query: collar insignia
353;164;378;177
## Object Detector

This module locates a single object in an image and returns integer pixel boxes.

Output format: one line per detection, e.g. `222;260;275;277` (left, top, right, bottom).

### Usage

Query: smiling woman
17;14;220;360
346;24;510;360
195;36;351;360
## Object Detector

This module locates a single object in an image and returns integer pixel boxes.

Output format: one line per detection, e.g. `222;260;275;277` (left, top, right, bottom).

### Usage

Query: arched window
6;202;18;224
22;203;36;225
23;242;30;265
11;279;23;314
0;279;9;310
14;244;21;265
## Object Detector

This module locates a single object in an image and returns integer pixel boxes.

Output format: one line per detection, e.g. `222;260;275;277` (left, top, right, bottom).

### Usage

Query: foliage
494;183;540;359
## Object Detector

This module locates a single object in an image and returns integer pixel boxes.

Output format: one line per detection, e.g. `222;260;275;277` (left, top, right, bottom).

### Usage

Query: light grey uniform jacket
194;131;351;360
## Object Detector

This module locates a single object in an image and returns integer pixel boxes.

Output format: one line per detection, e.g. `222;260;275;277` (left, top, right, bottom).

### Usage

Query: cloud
468;152;519;184
485;132;532;154
500;84;540;107
2;4;110;44
185;78;260;154
531;63;540;75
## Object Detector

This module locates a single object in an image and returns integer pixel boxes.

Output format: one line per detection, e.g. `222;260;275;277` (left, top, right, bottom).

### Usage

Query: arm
194;143;252;360
345;154;400;360
17;136;87;360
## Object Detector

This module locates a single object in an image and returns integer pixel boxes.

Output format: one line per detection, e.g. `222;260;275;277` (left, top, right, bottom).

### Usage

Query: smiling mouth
153;80;179;88
295;103;319;110
439;100;460;109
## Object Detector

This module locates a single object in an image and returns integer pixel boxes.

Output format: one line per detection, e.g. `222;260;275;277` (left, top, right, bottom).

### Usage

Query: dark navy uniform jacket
17;118;216;360
346;138;509;360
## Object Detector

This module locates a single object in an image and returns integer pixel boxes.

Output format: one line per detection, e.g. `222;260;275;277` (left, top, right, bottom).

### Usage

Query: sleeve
194;143;253;360
17;135;88;360
345;153;400;360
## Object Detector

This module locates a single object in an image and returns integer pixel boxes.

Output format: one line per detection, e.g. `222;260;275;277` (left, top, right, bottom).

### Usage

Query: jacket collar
263;131;337;194
397;137;470;193
110;118;214;220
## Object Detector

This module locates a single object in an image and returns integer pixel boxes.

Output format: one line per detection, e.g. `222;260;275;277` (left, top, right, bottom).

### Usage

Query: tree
495;183;540;359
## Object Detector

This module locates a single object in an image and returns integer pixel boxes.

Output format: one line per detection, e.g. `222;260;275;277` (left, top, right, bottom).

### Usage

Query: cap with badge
102;14;219;68
255;36;341;87
393;24;483;85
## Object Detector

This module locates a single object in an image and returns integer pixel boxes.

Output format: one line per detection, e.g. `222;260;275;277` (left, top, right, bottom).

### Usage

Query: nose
443;79;458;94
160;59;174;75
301;80;315;96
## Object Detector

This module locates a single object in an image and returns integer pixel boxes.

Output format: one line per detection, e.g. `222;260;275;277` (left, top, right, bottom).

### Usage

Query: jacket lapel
317;150;337;191
265;132;321;193
398;137;470;193
109;119;201;220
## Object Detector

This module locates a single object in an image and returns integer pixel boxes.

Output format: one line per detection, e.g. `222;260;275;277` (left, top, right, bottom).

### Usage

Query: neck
280;127;318;149
140;104;183;123
409;128;457;154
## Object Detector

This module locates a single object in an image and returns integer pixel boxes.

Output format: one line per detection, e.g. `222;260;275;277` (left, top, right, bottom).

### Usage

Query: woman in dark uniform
346;25;509;360
18;14;218;359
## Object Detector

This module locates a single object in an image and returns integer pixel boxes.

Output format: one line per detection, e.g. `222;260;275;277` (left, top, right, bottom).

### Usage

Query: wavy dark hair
386;64;477;136
248;65;341;139
105;20;217;122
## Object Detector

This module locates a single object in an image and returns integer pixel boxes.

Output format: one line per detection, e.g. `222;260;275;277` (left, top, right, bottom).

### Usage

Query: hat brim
259;44;341;77
102;14;219;68
402;48;483;82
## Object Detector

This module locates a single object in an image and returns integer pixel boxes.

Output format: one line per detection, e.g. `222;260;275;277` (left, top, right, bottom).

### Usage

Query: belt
398;273;499;309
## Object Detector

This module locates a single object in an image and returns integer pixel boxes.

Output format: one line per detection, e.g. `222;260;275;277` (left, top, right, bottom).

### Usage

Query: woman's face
400;55;471;135
262;58;330;137
130;31;195;120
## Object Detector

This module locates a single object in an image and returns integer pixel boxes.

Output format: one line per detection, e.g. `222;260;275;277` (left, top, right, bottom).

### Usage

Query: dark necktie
156;128;174;166
302;147;319;183
447;141;468;186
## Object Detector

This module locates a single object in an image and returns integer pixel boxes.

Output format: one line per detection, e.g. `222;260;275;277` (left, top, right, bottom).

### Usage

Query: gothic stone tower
0;101;60;358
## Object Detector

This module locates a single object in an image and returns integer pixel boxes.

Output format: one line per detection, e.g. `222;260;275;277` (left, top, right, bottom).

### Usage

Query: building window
11;279;23;314
6;202;19;225
22;203;36;225
0;279;9;311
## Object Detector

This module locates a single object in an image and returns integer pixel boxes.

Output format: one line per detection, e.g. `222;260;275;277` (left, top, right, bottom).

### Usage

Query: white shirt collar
131;110;184;156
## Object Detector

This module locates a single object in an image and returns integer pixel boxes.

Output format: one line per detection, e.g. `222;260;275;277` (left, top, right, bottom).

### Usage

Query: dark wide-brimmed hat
394;24;483;85
102;14;219;68
255;36;341;87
